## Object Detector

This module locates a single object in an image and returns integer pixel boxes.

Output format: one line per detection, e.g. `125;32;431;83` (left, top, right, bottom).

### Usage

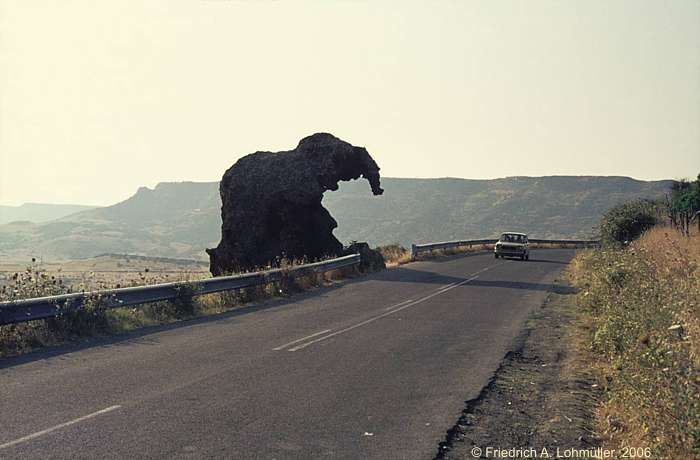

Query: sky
1;0;698;206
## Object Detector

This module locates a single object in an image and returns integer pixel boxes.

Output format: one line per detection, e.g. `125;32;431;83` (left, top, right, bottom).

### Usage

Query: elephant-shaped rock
207;133;383;275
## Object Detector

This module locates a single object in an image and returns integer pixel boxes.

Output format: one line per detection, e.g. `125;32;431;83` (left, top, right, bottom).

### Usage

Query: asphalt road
0;249;574;459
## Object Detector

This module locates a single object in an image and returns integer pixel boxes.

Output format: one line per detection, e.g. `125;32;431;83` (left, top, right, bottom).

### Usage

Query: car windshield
500;233;524;243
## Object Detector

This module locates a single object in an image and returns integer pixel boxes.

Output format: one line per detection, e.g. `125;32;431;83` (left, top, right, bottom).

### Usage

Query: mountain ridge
0;203;98;225
0;176;672;262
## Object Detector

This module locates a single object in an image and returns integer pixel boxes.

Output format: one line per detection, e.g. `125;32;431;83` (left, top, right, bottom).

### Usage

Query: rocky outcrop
207;133;383;275
344;242;386;273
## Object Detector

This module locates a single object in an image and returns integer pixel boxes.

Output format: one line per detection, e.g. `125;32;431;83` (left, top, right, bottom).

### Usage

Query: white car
494;232;530;260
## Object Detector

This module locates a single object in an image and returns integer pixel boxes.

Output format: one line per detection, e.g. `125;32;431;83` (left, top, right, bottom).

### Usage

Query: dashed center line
434;281;459;292
383;298;415;311
272;329;332;351
289;274;481;352
0;405;122;450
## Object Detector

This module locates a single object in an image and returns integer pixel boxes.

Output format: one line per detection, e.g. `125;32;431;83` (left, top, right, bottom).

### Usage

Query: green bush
668;175;700;235
599;199;658;246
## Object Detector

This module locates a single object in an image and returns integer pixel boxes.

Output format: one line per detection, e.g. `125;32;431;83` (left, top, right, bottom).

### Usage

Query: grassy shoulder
569;227;700;458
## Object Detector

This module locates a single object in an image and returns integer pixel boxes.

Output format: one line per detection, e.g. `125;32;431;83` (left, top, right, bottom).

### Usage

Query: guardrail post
411;244;417;261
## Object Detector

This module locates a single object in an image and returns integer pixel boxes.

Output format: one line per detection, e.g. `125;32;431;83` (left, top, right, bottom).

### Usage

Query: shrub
45;293;113;337
345;242;386;272
599;199;658;246
667;175;700;235
377;244;411;265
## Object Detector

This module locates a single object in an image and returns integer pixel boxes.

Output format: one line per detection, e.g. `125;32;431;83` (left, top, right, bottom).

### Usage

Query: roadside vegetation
414;243;495;260
0;260;205;357
376;244;412;267
0;256;355;358
598;199;659;246
569;175;700;458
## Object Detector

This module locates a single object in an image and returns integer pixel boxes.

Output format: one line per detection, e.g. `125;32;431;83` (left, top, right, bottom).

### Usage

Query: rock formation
207;133;383;275
345;242;386;272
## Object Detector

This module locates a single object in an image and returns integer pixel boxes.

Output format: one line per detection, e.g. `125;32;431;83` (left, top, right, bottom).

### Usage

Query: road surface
0;249;574;459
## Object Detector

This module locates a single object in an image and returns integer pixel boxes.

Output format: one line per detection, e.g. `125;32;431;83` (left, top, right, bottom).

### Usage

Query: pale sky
1;0;698;206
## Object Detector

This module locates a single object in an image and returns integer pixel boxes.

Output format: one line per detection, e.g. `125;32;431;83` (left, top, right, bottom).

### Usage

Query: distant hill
0;203;97;225
0;177;672;262
0;182;221;263
326;176;673;246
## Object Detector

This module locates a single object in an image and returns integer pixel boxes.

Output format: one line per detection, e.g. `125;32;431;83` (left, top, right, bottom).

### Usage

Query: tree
600;199;658;246
668;174;700;235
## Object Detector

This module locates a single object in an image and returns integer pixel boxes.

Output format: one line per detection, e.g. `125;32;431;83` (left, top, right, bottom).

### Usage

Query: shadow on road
466;279;577;294
372;267;468;285
523;258;569;265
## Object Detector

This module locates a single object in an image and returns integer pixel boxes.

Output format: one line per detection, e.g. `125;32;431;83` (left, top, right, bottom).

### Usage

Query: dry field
0;254;209;293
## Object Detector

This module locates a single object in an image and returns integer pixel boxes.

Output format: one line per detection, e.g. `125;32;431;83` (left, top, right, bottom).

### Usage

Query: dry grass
569;225;700;458
0;254;208;294
377;244;412;267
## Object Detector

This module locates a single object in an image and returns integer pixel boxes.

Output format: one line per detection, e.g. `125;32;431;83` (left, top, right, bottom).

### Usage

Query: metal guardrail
411;239;497;260
410;238;600;260
528;239;600;245
0;254;360;326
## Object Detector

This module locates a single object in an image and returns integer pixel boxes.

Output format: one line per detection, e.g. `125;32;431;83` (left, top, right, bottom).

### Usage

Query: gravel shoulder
435;277;601;459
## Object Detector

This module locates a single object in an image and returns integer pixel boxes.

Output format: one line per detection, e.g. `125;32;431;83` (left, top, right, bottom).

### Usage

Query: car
494;232;530;260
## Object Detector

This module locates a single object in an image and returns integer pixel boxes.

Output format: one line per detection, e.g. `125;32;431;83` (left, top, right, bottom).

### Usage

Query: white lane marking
289;275;480;352
0;405;122;450
434;281;459;292
383;298;415;311
436;284;459;294
272;329;332;351
473;263;502;275
432;263;501;293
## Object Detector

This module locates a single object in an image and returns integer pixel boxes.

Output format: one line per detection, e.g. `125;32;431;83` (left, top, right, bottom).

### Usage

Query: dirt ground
435;279;601;459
